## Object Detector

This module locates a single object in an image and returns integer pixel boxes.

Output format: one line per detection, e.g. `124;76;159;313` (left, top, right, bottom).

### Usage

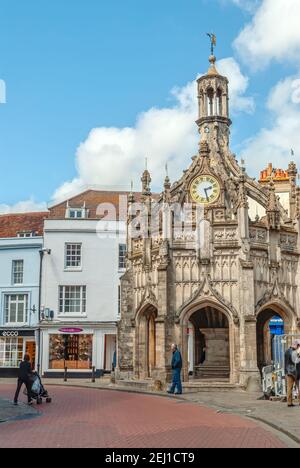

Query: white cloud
240;75;300;174
0;199;48;215
225;0;261;13
234;0;300;70
218;58;255;113
54;58;253;200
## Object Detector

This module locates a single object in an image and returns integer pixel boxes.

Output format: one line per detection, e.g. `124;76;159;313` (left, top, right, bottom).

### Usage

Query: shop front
41;325;116;378
0;329;37;377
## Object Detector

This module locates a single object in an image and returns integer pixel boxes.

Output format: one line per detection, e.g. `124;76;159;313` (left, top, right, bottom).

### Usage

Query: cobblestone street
0;384;289;448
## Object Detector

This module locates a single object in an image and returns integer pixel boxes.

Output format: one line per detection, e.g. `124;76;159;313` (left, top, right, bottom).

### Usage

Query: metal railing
262;334;300;397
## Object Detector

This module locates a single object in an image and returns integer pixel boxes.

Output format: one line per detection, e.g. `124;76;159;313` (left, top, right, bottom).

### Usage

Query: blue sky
0;0;300;211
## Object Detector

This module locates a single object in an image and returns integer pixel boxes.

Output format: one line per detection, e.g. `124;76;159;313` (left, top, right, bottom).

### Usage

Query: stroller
24;372;52;405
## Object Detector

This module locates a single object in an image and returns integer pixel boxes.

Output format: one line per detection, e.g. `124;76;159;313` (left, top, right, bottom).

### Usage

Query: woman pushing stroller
14;354;34;406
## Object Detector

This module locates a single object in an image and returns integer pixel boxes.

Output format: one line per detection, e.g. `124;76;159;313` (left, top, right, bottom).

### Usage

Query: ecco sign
1;331;19;337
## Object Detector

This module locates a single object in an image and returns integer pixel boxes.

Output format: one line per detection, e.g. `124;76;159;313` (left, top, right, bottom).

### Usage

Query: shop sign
58;328;83;334
0;330;35;337
1;331;19;337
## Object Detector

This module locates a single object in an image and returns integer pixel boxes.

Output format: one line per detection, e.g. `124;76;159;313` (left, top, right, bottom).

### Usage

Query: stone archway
189;307;230;379
180;300;235;383
256;302;293;372
135;304;158;379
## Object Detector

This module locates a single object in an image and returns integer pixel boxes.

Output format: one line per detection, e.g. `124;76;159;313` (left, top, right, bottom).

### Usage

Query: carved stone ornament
136;285;158;319
255;278;293;313
176;273;240;326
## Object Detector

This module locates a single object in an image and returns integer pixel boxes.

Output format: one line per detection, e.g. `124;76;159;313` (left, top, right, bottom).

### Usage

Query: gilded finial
206;32;219;75
207;33;217;56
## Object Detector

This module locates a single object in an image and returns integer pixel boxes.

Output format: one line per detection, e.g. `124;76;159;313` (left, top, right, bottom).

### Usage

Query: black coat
17;361;32;381
297;362;300;381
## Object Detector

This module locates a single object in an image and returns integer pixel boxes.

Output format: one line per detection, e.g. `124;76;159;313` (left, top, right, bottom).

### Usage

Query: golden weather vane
207;33;217;55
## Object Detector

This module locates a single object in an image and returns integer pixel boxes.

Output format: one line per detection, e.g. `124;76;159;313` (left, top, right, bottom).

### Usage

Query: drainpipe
37;248;51;375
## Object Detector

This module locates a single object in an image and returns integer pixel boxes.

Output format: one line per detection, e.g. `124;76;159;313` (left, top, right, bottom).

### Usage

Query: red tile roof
0;212;49;238
49;190;159;221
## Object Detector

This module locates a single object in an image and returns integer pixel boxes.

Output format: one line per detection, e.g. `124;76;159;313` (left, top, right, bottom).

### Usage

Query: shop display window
49;334;93;370
0;337;23;367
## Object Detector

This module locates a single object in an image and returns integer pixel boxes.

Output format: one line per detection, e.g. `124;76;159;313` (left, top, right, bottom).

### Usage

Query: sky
0;0;300;212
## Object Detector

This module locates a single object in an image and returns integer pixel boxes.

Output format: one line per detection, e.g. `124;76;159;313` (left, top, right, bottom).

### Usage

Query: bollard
92;366;96;383
64;367;68;382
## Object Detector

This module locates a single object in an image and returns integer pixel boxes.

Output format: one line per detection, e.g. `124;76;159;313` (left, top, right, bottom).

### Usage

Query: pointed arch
178;297;236;383
135;302;158;379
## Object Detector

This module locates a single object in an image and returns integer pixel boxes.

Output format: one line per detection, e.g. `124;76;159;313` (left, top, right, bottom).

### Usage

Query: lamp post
37;248;51;375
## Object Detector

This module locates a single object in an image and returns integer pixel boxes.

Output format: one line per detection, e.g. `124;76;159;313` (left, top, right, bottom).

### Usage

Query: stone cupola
196;39;232;143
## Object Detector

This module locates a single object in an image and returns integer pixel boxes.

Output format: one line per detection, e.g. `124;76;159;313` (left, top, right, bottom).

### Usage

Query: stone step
194;365;230;379
183;383;238;393
116;378;239;394
115;379;152;390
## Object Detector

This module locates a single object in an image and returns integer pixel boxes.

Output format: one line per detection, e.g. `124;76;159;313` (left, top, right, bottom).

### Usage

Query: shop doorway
26;341;36;370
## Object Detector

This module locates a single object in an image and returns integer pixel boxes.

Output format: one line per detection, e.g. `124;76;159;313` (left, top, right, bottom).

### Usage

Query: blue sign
269;317;284;336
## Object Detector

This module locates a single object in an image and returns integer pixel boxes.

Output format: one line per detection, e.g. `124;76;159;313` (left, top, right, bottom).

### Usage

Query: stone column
239;261;261;390
153;265;169;383
116;316;135;380
116;271;135;380
240;315;261;390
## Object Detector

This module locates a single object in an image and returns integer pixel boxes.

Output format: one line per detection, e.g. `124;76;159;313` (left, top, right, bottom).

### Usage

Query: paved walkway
2;377;297;445
0;383;290;448
0;396;38;424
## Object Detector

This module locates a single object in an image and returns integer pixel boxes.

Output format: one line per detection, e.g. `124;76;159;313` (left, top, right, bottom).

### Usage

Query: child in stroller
24;372;52;405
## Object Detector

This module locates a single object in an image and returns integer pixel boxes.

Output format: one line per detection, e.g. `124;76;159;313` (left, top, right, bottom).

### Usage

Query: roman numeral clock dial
190;175;220;205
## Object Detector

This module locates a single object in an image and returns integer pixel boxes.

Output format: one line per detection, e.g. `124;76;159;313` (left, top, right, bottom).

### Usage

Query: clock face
190;175;220;205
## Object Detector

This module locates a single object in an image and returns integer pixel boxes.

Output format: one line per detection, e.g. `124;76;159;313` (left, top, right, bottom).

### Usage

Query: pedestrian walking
167;344;183;395
285;340;300;407
14;354;34;406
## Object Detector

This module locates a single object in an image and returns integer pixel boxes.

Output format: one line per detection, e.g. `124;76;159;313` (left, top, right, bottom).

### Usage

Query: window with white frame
119;244;126;269
0;337;23;368
59;286;86;315
17;231;37;238
65;244;82;269
12;260;24;285
5;294;28;324
65;208;88;219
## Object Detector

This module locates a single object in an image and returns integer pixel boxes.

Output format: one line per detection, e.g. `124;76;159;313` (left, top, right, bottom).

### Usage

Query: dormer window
17;231;37;238
65;207;89;219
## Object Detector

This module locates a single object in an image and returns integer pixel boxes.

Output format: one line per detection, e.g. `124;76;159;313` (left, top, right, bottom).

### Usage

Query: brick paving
0;384;286;448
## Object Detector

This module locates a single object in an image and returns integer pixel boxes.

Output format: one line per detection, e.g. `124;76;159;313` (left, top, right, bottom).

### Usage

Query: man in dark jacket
14;354;33;406
285;340;300;407
167;344;183;395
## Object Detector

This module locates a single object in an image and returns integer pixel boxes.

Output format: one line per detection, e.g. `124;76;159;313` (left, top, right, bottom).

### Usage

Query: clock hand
204;186;213;200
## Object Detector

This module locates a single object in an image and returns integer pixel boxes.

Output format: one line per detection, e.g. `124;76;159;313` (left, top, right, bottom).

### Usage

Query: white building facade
0;213;48;377
40;191;127;378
